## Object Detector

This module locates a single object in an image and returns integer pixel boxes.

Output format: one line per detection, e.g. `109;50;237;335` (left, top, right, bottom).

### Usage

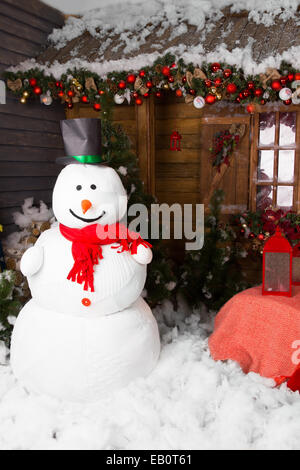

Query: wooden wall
0;0;65;233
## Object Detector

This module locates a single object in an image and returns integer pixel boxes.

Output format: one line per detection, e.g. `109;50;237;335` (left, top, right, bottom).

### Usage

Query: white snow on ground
10;1;300;77
0;299;300;450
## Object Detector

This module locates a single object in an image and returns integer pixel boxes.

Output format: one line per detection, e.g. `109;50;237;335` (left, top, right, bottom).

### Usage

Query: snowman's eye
76;185;82;191
91;184;97;190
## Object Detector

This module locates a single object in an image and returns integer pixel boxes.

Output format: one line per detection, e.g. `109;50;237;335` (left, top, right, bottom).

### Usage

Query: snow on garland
5;54;300;112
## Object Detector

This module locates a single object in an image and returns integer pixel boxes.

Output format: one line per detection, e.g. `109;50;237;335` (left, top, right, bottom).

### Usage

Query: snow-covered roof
13;1;300;76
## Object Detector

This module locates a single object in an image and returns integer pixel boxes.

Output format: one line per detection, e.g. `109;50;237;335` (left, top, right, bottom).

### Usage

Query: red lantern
262;227;292;297
170;131;182;151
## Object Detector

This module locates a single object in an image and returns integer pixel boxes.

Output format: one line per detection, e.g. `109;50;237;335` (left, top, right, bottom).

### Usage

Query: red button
82;298;91;307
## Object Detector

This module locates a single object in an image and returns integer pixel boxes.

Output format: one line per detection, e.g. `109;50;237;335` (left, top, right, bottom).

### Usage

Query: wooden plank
2;96;65;122
0;145;63;162
157;134;202;150
0;14;48;44
0;30;43;57
156;178;200;193
156;116;250;135
277;18;299;54
136;94;155;195
0;129;64;149
0;1;61;33
249;114;259;210
0;206;21;225
156;163;201;179
156;192;200;205
0;189;52;208
0;47;31;66
3;0;64;27
223;16;248;51
0;176;56;191
0;162;59;177
156;149;201;163
0;113;61;134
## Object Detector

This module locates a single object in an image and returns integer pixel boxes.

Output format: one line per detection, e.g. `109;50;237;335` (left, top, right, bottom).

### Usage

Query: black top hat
57;118;103;165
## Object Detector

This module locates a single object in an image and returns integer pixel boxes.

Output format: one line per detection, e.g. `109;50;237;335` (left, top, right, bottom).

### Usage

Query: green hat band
72;155;103;164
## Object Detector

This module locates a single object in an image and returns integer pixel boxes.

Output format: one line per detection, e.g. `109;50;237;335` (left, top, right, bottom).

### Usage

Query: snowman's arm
131;244;153;265
20;246;44;277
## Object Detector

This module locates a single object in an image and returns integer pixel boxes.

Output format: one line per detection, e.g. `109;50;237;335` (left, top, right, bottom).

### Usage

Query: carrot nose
81;199;92;214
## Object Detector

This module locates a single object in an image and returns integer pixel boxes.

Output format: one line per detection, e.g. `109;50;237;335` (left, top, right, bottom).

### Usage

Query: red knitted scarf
60;223;152;292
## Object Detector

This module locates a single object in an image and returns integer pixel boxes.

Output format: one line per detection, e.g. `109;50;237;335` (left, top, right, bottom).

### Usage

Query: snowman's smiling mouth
69;209;106;223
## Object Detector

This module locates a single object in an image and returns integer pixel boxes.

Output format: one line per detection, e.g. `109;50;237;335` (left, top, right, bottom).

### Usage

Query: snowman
11;118;160;402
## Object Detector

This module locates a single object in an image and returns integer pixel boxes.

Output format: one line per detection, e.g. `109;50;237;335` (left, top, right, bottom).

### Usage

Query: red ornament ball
258;233;264;241
280;76;288;86
127;74;136;84
155;91;162;98
205;94;216;105
93;103;101;111
168;76;175;83
246;103;255;114
260;99;266;105
189;89;196;96
55;81;63;88
182;76;187;83
162;66;171;77
240;228;245;235
146;81;153;88
226;83;237;94
236;97;241;103
139;70;146;78
243;89;250;98
133;92;139;99
67;102;73;109
214;77;222;87
254;88;263;97
205;79;212;88
271;80;282;91
118;80;126;90
288;73;294;81
294;72;300;80
33;86;42;95
211;62;221;73
143;92;149;98
58;91;64;98
135;97;143;105
81;95;89;103
284;99;292;105
98;90;105;95
175;89;183;97
223;68;232;78
67;90;74;97
247;81;255;90
29;78;37;87
249;232;255;239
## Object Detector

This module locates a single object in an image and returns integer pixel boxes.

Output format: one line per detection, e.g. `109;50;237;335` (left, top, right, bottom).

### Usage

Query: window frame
249;106;300;212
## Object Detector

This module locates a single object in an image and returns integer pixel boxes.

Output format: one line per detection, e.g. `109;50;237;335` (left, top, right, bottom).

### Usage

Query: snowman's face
52;164;127;228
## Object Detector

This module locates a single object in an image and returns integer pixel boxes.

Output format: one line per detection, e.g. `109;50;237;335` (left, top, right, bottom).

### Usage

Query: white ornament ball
193;96;205;109
279;87;292;101
114;94;125;105
40;91;53;106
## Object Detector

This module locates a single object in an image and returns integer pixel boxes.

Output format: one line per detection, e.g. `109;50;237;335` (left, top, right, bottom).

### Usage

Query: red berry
55;81;62;88
214;77;222;87
271;80;282;91
205;79;212;87
258;234;264;241
254;88;263;97
223;69;232;78
260;99;266;105
226;83;237;94
127;74;136;83
33;86;42;95
211;62;221;73
162;66;170;76
29;78;37;87
146;81;153;88
288;73;294;81
133;92;139;99
67;90;74;97
247;81;255;90
67;102;73;109
284;99;292;105
155;91;162;98
168;76;174;83
93;103;101;111
118;80;126;89
205;94;216;104
81;95;89;103
139;70;146;78
243;89;250;98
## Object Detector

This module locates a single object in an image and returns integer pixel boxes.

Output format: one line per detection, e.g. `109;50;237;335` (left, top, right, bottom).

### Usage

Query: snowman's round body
10;164;160;402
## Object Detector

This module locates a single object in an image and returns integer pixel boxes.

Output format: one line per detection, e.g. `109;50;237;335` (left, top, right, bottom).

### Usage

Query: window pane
279;112;296;146
277;186;293;209
278;150;295;183
259;113;276;146
257;185;273;211
257;150;274;181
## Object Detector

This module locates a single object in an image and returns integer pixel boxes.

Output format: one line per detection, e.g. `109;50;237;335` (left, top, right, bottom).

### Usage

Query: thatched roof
37;6;300;68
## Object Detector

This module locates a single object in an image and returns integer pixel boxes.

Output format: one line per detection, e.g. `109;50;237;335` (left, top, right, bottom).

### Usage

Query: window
250;111;299;212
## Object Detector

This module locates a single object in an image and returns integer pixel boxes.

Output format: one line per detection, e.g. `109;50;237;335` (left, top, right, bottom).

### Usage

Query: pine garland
5;54;300;110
